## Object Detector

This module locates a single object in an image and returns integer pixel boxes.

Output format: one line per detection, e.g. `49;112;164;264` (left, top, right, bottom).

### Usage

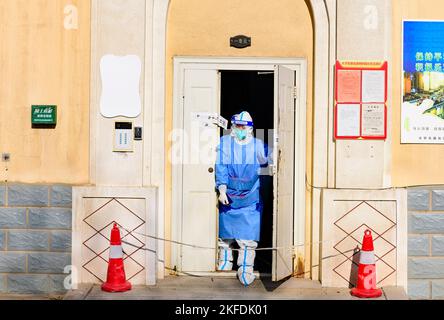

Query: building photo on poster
403;20;444;144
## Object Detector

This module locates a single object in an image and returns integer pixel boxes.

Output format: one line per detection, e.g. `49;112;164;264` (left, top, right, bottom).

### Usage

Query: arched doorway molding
147;0;336;280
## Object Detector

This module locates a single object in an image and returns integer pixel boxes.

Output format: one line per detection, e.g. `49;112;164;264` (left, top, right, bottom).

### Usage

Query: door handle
208;167;214;173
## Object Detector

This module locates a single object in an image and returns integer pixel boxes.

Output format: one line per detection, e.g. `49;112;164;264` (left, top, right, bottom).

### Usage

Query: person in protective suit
215;111;270;286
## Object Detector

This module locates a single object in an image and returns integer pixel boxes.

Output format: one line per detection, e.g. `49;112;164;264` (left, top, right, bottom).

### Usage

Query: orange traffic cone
351;229;383;298
101;223;132;293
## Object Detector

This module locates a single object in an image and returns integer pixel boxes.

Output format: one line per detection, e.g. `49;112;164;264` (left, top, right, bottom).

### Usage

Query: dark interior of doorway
219;70;274;274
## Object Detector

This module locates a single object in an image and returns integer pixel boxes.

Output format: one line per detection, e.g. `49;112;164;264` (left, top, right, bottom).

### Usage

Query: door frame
171;56;307;274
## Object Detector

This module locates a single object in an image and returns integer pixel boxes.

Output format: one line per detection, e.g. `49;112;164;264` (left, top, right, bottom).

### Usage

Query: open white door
180;69;219;272
272;65;296;281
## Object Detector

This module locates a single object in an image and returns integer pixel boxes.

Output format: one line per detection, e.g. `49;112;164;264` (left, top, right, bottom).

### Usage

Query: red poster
337;70;361;103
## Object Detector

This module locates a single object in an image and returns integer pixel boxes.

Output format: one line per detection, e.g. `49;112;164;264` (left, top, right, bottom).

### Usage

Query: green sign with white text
32;105;57;125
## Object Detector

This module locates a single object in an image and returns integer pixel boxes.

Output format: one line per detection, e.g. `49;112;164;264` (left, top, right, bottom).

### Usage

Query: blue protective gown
215;135;269;241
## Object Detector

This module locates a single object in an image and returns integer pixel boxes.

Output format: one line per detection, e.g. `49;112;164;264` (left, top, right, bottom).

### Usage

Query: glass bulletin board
334;61;388;140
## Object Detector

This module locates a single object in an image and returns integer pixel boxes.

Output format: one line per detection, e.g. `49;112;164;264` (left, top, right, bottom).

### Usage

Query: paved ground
63;276;408;300
0;294;64;300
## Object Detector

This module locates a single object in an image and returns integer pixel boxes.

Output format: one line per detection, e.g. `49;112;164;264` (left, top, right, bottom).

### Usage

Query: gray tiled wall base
432;236;444;256
0;184;72;294
432;281;444;300
408;188;444;300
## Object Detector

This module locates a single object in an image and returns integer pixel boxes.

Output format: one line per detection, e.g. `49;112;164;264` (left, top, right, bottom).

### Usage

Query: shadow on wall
349;246;360;289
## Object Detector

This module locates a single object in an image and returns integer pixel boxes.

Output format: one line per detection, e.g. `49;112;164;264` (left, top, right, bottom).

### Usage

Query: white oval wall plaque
100;54;142;118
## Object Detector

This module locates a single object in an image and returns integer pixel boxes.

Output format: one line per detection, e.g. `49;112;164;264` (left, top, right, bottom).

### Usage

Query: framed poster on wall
402;20;444;144
334;61;388;140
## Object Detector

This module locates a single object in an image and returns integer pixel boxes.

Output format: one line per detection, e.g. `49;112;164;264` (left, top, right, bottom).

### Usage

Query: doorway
220;70;274;274
172;57;307;282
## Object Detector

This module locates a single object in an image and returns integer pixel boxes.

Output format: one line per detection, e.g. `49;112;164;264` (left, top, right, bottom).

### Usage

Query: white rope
118;227;362;278
120;227;336;253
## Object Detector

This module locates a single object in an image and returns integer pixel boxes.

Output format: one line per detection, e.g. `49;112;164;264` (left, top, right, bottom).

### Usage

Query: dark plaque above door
230;35;251;49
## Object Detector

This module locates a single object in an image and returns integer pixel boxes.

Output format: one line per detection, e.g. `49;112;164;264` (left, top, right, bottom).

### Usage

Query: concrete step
62;277;407;300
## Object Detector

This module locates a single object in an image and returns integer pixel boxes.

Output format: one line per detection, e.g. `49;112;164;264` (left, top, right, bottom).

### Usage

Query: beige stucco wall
89;0;146;187
166;0;314;272
392;0;444;186
335;0;391;189
0;0;90;184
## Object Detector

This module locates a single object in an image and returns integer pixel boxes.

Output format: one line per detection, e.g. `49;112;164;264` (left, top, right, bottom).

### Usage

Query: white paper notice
337;104;360;137
192;113;229;130
362;70;385;103
362;104;385;137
